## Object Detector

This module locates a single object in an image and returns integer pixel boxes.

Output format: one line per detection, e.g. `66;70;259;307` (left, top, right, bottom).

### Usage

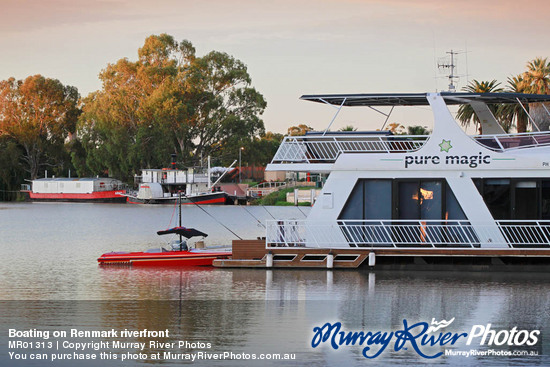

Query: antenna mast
437;49;460;92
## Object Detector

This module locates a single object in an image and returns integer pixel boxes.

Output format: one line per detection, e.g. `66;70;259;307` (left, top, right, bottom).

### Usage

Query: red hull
126;196;226;205
97;250;232;267
29;190;127;203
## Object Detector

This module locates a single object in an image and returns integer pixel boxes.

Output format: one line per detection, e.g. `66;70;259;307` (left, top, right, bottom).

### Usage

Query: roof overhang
299;92;550;107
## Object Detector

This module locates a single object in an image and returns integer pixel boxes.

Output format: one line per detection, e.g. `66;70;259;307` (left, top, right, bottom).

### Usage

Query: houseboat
124;153;238;205
125;167;230;205
24;177;126;203
217;92;550;270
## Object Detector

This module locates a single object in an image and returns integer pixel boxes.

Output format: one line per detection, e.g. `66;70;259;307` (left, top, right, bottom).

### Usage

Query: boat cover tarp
157;227;208;238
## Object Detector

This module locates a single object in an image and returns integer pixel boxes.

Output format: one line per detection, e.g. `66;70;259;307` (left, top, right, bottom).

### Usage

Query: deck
214;240;550;271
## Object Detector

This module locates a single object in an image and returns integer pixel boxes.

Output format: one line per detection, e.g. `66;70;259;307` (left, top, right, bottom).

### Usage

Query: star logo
439;139;452;152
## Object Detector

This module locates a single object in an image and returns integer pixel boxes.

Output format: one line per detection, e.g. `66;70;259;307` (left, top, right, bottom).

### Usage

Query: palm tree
500;75;530;132
339;125;357;132
456;80;504;134
523;57;550;94
523;57;550;131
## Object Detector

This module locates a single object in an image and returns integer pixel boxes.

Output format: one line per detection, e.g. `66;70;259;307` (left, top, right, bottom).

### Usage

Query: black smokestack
171;154;177;170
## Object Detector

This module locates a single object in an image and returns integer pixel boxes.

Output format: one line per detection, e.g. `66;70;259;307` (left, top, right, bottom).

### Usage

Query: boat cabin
266;92;550;250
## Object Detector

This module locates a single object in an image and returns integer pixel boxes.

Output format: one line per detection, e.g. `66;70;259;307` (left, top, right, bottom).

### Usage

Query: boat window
543;181;550;220
339;181;364;219
483;179;511;220
339;180;392;220
339;179;460;221
474;178;550;220
515;181;538;220
420;181;442;220
397;180;444;220
398;182;420;219
365;180;392;219
446;184;466;220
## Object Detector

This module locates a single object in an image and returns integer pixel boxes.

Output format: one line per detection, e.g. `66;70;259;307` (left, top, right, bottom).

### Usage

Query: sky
1;0;549;133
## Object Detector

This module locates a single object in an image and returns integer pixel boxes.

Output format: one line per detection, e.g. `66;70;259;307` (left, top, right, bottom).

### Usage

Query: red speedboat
97;248;231;266
98;226;231;266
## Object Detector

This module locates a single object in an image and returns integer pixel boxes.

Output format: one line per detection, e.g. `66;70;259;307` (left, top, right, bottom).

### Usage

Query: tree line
457;57;550;133
0;34;283;198
0;39;548;199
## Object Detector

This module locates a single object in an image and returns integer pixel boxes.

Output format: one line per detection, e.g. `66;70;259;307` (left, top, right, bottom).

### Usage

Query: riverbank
251;187;314;206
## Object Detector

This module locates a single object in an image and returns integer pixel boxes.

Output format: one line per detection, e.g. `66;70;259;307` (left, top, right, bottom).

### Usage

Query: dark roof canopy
299;92;550;107
157;227;208;238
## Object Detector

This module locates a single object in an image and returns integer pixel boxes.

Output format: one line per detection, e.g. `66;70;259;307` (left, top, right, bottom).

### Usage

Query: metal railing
247;181;287;198
474;131;550;152
266;219;550;249
271;135;429;164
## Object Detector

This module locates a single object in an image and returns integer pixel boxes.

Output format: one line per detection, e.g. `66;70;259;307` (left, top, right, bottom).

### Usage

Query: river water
0;203;549;366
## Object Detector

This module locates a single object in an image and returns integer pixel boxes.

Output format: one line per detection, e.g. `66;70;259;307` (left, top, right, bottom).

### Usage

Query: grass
251;187;314;206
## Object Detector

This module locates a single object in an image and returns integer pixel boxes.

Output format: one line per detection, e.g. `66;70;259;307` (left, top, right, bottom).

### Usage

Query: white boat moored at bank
264;92;550;251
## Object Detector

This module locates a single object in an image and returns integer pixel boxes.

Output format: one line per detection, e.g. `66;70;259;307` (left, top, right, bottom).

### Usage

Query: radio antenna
437;49;460;92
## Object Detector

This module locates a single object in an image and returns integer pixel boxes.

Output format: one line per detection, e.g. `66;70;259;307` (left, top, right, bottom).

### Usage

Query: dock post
368;252;376;266
266;269;272;287
310;189;316;205
294;188;299;206
327;252;334;269
368;272;376;294
266;251;273;268
326;270;333;287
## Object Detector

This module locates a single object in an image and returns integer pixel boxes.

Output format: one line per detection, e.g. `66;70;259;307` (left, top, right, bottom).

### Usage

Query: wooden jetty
213;240;550;271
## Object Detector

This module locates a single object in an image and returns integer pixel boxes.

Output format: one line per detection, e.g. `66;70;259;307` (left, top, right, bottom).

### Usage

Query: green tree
456;80;503;133
523;57;550;94
406;125;431;135
246;131;284;166
523;57;550;131
287;124;313;136
189;51;266;162
0;75;79;179
339;125;357;132
501;75;530;132
77;34;266;180
0;138;26;200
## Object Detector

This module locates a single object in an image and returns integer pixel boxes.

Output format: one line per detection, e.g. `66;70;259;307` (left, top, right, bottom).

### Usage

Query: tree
77;34;266;180
406;125;431;135
523;57;550;131
383;122;405;134
456;80;503;133
287;124;313;136
501;75;530;132
188;51;266;162
523;57;550;94
0;137;26;200
0;75;79;179
339;125;357;132
246;131;284;166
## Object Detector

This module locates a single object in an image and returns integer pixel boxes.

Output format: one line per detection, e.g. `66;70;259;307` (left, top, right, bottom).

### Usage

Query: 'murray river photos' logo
311;318;540;359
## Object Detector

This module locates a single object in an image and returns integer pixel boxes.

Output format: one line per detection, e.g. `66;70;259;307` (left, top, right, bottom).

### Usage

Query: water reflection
1;204;550;365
